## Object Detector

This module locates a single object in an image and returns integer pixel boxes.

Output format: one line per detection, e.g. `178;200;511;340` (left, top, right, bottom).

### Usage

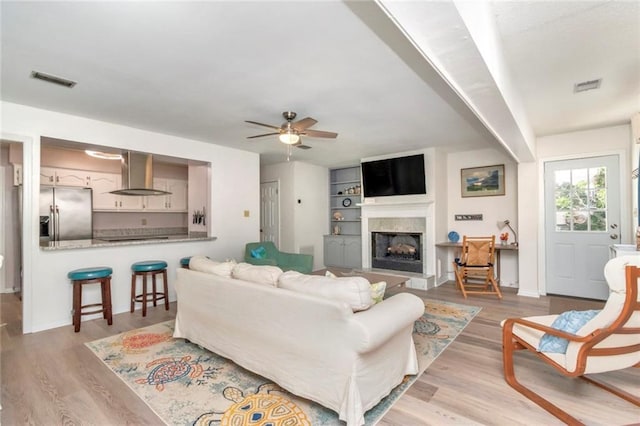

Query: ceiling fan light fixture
279;131;300;145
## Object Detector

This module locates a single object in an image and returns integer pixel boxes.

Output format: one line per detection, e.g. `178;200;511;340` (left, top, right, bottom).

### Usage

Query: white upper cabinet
166;179;188;211
142;178;188;211
41;167;89;187
88;171;142;211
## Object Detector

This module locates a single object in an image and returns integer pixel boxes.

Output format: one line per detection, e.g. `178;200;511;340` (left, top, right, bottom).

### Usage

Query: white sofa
173;262;425;426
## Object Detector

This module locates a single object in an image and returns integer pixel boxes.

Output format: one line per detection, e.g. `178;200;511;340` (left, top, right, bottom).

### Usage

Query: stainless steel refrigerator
39;187;93;241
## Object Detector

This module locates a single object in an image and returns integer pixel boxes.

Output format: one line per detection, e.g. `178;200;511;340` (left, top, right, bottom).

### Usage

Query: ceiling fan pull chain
287;144;292;161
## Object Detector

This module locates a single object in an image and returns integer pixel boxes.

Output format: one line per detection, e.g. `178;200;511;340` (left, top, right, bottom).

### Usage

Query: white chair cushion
231;262;283;287
279;271;373;312
189;256;235;278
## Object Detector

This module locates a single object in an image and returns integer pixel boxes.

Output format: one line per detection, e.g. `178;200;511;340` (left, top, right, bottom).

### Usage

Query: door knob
610;234;619;240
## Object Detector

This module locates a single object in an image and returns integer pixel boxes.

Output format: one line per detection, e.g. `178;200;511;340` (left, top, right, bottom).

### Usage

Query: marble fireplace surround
360;201;435;285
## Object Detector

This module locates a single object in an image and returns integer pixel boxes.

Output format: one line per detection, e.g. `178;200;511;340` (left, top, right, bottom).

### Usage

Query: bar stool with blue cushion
180;257;191;269
130;260;169;317
68;266;113;332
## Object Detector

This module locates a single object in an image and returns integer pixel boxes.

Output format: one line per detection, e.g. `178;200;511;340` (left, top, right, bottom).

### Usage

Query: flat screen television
361;154;426;197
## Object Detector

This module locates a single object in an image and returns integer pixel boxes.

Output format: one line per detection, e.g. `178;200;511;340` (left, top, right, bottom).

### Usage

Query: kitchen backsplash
94;227;188;239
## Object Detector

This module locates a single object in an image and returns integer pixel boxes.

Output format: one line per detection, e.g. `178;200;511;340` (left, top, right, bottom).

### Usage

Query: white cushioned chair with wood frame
501;255;640;425
453;235;502;299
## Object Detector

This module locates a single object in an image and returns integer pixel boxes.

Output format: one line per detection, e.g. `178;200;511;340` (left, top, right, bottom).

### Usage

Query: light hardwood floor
1;283;638;425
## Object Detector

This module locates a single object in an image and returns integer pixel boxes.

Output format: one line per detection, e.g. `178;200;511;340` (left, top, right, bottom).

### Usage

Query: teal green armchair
244;241;313;274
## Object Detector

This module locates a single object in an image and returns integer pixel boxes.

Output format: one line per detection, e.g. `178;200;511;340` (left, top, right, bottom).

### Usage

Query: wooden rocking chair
452;235;502;299
502;255;640;425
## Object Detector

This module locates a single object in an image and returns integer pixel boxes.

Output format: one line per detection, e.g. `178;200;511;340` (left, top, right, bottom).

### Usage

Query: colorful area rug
86;299;480;425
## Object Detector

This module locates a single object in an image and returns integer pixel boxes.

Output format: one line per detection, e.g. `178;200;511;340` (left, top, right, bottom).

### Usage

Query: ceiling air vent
30;71;77;88
573;79;601;93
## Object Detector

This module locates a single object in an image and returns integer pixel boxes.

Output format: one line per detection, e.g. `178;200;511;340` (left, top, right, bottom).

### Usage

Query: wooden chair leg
104;278;113;325
502;324;585;425
130;273;136;313
152;273;158;307
73;282;82;332
142;274;148;317
163;270;169;310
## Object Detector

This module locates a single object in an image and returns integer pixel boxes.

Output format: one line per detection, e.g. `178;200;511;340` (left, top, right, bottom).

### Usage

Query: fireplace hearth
371;231;423;273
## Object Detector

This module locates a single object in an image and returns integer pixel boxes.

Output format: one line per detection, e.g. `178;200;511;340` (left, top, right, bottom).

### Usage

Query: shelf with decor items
326;165;362;268
328;165;362;237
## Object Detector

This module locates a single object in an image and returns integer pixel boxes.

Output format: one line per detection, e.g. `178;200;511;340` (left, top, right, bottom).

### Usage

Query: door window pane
554;167;608;232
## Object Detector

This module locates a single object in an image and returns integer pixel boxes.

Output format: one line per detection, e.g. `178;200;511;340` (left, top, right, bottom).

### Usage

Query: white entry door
260;181;279;246
544;155;621;300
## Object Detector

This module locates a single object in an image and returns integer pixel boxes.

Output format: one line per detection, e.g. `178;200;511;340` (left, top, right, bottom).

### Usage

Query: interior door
544;155;620;300
260;181;279;246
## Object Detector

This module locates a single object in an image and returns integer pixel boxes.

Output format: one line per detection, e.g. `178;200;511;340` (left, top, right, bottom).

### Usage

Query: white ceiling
1;1;638;167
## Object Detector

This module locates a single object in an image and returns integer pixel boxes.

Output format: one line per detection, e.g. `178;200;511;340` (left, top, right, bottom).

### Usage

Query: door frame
1;132;34;333
537;149;630;296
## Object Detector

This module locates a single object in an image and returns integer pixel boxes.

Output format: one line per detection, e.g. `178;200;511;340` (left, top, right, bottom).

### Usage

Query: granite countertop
40;234;216;251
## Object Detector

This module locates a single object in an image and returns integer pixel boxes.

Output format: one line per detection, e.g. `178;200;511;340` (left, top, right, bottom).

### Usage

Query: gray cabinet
324;235;362;269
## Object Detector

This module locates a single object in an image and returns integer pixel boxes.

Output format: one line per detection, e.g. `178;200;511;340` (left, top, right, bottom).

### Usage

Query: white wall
293;162;329;270
2;101;260;333
445;147;519;286
260;161;329;270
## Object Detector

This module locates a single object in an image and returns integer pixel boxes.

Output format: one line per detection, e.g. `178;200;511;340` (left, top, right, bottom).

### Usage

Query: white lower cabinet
324;235;362;269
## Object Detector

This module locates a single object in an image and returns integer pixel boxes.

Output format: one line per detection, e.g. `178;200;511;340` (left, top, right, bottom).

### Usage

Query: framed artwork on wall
461;164;505;197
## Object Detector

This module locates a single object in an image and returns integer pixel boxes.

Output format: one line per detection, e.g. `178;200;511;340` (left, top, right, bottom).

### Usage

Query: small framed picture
461;164;505;197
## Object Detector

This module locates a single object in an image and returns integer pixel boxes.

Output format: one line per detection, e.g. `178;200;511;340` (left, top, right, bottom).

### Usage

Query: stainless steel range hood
110;152;171;196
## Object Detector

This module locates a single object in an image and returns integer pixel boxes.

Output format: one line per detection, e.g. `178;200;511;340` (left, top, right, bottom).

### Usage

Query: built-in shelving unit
325;165;362;268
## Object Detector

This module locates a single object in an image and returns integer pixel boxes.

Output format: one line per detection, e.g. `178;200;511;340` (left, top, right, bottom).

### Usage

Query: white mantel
360;200;435;288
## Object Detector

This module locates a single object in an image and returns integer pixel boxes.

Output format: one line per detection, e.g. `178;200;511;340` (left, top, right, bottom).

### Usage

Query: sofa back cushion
232;262;283;287
189;256;235;278
278;271;373;312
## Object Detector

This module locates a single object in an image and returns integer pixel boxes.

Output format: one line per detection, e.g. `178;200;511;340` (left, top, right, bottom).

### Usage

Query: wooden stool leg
130;273;136;313
163;269;169;310
152;273;158;307
142;274;148;317
73;281;82;332
104;278;113;325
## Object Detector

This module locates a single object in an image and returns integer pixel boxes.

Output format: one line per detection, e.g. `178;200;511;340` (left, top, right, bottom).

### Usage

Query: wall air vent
573;79;601;93
30;71;77;88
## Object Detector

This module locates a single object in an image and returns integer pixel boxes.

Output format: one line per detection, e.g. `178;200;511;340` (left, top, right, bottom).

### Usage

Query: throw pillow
325;270;386;305
538;310;601;354
250;246;267;259
232;262;282;287
280;271;373;312
189;256;235;278
370;281;387;304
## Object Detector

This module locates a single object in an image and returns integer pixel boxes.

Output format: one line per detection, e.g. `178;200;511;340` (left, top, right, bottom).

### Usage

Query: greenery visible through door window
554;167;607;231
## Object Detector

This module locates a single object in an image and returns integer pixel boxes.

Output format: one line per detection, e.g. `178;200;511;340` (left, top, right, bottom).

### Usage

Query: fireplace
371;231;423;273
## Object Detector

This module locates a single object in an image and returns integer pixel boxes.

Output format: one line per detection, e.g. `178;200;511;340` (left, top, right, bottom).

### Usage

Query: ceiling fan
245;111;338;148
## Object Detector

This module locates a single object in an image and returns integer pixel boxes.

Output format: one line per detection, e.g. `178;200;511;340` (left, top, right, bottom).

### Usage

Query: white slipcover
173;267;425;426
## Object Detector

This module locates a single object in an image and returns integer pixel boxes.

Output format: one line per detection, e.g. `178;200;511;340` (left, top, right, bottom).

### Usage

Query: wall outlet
141;218;147;225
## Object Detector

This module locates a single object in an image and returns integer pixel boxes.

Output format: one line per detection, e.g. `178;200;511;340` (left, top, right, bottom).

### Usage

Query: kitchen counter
40;234;216;251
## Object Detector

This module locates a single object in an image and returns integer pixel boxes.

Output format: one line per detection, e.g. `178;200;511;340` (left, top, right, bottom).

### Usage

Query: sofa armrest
245;257;278;267
277;252;314;273
350;293;424;353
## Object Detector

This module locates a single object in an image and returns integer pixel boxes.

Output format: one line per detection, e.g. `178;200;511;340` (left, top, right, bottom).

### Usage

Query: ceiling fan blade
291;117;317;131
245;120;281;131
301;129;338;138
296;144;312;150
247;132;280;139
